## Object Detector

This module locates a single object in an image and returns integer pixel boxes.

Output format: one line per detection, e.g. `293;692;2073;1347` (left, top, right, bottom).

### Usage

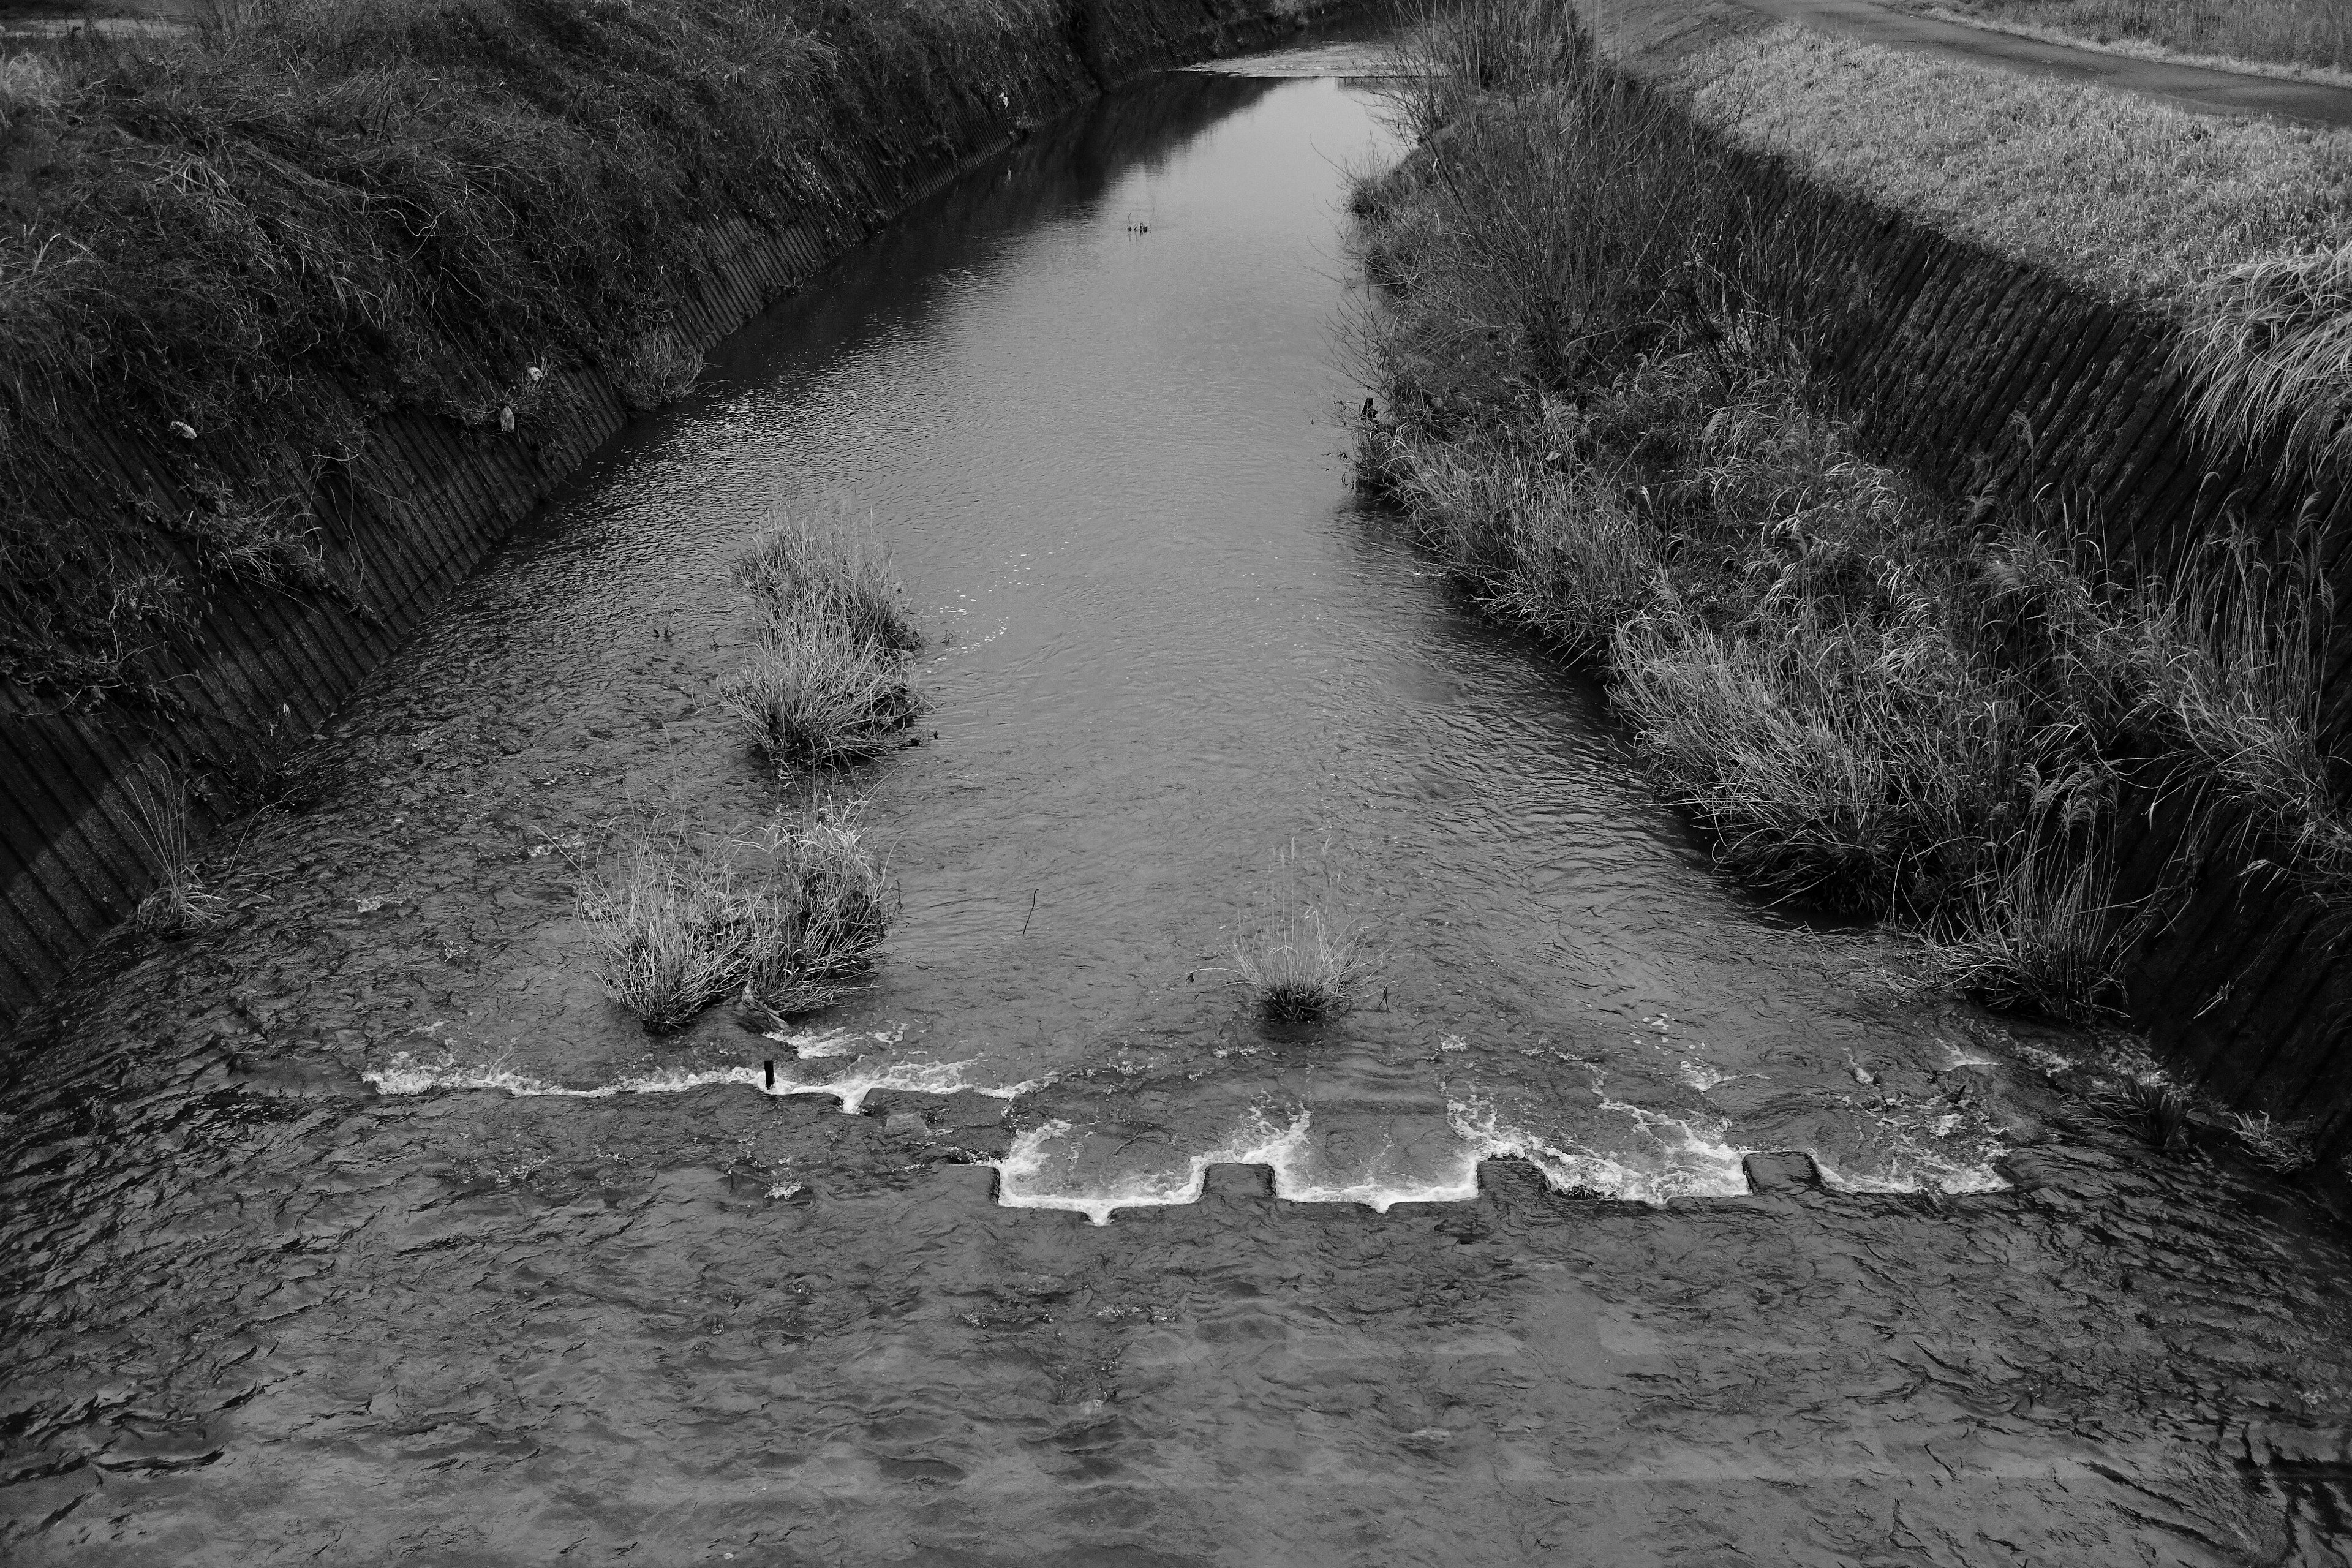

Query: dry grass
1675;24;2352;301
579;827;748;1033
0;0;1069;710
2090;1072;2195;1152
1353;19;2352;1021
1919;810;2127;1023
737;801;891;1023
1921;0;2352;73
734;498;920;655
718;496;925;770
579;801;891;1034
717;619;925;771
2227;1110;2319;1170
123;759;227;936
1231;846;1372;1023
617;327;705;413
2176;247;2352;482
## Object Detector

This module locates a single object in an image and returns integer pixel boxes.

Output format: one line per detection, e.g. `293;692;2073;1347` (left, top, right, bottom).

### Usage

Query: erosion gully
6;44;2352;1566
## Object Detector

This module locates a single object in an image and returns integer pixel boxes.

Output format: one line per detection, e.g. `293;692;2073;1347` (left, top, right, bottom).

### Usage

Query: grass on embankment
579;801;889;1034
1357;1;2352;1023
0;0;1070;713
1671;23;2352;303
1913;0;2352;77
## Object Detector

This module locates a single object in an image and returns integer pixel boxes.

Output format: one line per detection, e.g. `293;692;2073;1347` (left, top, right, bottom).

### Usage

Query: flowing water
6;47;2352;1565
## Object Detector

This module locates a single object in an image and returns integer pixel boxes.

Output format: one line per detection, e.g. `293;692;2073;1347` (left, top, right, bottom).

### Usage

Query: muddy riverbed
4;47;2351;1564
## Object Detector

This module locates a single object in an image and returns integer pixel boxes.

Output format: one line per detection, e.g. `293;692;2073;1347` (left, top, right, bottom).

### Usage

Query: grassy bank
1914;0;2352;76
1668;24;2352;302
1357;1;2352;1022
0;0;1322;717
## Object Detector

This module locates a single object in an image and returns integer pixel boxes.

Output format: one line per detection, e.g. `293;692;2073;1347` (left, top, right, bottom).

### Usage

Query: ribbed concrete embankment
1708;137;2352;1140
0;0;1354;1027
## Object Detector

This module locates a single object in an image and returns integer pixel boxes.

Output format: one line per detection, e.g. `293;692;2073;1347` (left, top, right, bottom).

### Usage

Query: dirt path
1589;0;2352;123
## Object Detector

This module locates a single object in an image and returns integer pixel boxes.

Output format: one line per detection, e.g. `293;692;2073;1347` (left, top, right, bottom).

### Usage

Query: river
3;44;2350;1564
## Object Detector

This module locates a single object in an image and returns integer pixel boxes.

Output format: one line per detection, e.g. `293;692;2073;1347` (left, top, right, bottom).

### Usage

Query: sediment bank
0;0;1354;1023
1360;7;2352;1144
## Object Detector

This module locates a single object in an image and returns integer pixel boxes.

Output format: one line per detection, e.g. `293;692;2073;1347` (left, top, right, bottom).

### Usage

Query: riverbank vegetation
1358;0;2352;1022
1913;0;2352;76
579;801;888;1033
0;0;1074;712
718;500;927;770
1672;25;2352;302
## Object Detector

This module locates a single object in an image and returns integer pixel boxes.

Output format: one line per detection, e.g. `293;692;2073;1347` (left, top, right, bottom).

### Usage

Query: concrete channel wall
1716;145;2352;1142
0;0;1352;1027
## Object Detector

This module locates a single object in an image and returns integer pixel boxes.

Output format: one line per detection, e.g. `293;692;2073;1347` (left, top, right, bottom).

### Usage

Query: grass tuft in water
717;620;926;771
579;801;892;1035
1232;847;1372;1023
720;498;925;770
2090;1074;2196;1154
734;497;921;655
738;799;892;1023
578;827;750;1034
2227;1110;2319;1172
124;761;228;937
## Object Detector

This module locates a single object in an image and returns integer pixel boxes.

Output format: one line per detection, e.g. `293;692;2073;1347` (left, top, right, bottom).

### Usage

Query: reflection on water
5;45;2352;1566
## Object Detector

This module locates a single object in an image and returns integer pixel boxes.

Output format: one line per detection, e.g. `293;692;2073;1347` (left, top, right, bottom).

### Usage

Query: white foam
992;1108;1485;1226
1449;1098;1751;1204
360;1053;1037;1114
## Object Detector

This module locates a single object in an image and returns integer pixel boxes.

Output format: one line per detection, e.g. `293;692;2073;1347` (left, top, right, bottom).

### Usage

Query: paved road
1727;0;2352;124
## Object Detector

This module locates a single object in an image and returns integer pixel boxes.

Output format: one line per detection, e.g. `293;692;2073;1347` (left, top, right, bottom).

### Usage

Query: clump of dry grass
2090;1073;2196;1152
738;801;891;1022
1919;809;2127;1023
2128;529;2346;874
718;497;925;770
617;326;705;412
1675;25;2352;301
579;829;747;1033
717;620;925;771
1231;847;1372;1023
579;801;891;1034
2177;247;2352;481
733;499;919;654
123;760;227;937
2227;1110;2319;1171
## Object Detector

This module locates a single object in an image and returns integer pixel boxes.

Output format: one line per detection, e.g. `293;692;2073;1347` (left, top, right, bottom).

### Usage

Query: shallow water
5;49;2352;1564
